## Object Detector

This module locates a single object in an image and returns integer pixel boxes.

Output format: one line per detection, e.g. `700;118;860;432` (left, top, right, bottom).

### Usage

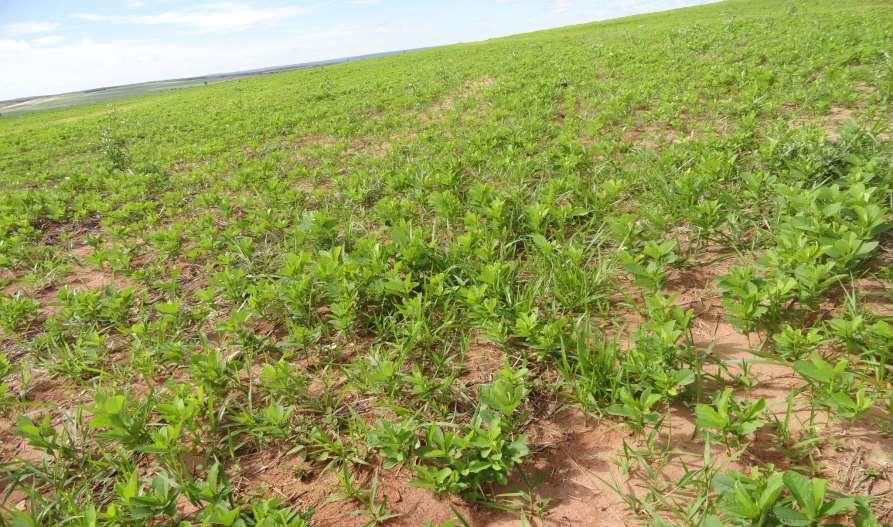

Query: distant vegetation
0;78;227;116
0;0;891;525
0;49;412;116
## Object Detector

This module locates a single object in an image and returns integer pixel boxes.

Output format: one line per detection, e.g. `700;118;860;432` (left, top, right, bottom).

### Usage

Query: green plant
605;387;663;435
557;320;620;410
330;468;399;526
99;125;130;171
248;498;314;527
773;325;824;361
712;468;869;526
478;366;529;427
794;353;874;419
233;401;295;444
89;391;153;450
621;239;679;291
413;418;529;498
774;470;855;526
110;470;180;522
695;388;767;447
56;286;135;327
411;368;530;498
712;467;785;526
0;293;40;331
15;413;75;459
367;418;419;469
0;351;13;411
183;461;233;508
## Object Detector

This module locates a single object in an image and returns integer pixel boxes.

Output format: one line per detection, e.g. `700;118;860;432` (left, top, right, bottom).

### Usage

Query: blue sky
1;0;714;100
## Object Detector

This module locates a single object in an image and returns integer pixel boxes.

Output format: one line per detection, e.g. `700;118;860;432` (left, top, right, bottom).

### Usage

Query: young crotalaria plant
695;388;766;447
710;468;869;526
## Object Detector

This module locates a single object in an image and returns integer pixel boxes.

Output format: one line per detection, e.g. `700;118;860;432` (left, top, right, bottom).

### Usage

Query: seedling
794;353;874;419
605;388;663;435
695;388;767;448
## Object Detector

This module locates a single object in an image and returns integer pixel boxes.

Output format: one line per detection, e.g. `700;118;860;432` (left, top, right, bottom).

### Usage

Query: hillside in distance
0;49;420;117
1;0;892;525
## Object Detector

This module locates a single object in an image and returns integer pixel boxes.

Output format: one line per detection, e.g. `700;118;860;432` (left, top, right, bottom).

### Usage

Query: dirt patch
620;109;705;148
845;437;893;516
667;254;762;351
228;450;466;527
39;216;101;248
4;262;133;297
855;82;876;95
169;157;213;175
466;76;495;91
285;133;397;172
56;264;135;292
666;253;893;520
291;175;331;193
0;268;17;287
497;248;769;524
285;135;340;168
822;107;856;139
231;448;325;503
344;137;392;159
622;121;686;148
418;75;496;123
460;338;505;386
790;106;859;139
4;263;138;317
295;135;339;150
0;371;91;494
312;470;464;527
854;277;893;317
515;411;629;526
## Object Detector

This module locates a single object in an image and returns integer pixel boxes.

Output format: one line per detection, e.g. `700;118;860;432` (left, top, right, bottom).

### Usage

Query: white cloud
345;0;383;4
551;0;572;14
0;39;30;53
0;27;385;99
32;35;65;46
72;3;310;33
3;21;60;35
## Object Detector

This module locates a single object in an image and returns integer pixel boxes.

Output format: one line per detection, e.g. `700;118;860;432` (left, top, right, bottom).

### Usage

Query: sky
1;0;714;101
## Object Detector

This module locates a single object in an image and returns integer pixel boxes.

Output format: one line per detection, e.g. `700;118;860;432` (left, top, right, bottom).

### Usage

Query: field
0;49;413;117
1;0;892;525
0;80;226;117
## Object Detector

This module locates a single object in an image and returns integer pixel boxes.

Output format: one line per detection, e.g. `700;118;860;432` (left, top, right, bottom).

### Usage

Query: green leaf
783;471;818;514
773;504;810;526
605;403;635;419
695;405;727;430
759;471;785;510
821;497;855;517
